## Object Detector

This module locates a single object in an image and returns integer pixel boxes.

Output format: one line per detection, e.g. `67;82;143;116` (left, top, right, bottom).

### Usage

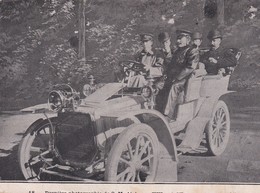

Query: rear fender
197;91;232;120
195;97;219;120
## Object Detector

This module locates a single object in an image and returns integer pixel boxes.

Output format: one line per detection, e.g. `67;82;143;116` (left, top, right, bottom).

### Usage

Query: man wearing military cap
140;33;154;42
161;29;200;120
128;33;163;87
201;30;238;75
135;33;156;68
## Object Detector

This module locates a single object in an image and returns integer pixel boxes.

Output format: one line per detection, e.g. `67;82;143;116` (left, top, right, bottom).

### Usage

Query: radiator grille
54;112;97;167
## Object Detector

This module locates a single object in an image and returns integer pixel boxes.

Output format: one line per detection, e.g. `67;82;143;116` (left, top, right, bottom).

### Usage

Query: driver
162;29;199;120
128;33;163;87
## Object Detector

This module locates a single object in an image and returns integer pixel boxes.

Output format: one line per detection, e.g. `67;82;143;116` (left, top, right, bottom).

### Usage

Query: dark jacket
156;47;175;74
135;49;157;67
201;47;238;75
166;45;199;84
134;49;163;77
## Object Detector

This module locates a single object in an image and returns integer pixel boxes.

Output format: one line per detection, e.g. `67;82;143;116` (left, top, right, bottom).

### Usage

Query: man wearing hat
83;75;96;97
192;32;203;49
162;29;199;120
201;30;238;75
135;33;162;70
191;32;207;77
157;32;174;70
155;32;175;111
128;33;163;87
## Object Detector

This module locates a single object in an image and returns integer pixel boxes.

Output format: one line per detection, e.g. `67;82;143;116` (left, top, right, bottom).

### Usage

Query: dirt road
0;88;260;182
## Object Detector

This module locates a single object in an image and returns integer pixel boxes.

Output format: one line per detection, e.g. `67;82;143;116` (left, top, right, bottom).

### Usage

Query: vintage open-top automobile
18;54;241;182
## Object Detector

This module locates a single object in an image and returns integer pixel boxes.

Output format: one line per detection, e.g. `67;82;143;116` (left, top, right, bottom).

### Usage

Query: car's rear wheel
18;119;53;181
206;100;230;156
105;124;159;182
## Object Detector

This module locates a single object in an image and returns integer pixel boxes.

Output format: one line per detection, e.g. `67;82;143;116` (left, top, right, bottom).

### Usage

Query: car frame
18;56;240;182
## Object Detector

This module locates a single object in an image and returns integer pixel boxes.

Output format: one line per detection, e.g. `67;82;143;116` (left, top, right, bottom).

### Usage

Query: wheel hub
216;120;221;129
129;157;142;171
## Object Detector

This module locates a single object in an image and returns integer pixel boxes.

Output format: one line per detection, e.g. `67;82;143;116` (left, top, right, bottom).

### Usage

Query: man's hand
209;57;218;63
218;68;225;76
143;65;149;71
155;81;165;90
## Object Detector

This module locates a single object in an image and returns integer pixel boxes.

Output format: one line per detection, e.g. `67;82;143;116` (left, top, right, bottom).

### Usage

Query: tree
203;0;225;31
78;0;86;67
217;0;225;26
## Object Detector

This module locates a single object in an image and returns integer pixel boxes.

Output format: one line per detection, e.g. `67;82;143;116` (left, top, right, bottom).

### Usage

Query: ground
0;88;259;182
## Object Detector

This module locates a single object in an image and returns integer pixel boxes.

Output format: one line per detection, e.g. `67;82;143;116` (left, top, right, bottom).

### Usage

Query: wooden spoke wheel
105;124;159;182
18;119;54;180
206;100;230;156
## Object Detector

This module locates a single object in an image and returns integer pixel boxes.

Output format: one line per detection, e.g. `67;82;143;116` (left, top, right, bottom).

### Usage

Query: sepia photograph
0;0;260;191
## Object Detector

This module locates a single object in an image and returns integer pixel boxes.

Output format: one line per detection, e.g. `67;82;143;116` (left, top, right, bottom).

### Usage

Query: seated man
155;32;175;111
162;29;200;120
128;33;163;87
83;75;96;97
191;32;207;77
201;30;238;76
157;32;175;72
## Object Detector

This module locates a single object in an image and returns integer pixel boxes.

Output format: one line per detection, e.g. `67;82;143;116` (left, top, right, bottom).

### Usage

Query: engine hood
77;83;146;117
84;83;124;103
20;83;146;118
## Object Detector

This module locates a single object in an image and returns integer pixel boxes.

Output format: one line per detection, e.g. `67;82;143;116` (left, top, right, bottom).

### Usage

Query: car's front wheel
105;124;159;182
18;119;54;181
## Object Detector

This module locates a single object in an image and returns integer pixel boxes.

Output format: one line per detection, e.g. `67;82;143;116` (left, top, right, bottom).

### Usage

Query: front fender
117;110;178;182
23;117;57;136
117;109;177;160
23;118;44;136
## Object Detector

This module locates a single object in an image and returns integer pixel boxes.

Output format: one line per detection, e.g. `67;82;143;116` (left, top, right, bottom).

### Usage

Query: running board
40;168;97;182
177;145;208;155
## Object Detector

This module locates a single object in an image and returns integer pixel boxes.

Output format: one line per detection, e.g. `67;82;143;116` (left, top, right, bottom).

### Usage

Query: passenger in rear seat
192;32;207;77
201;30;238;75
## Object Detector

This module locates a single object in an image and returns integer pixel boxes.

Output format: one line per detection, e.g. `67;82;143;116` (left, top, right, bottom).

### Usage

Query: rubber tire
206;100;230;156
104;123;159;182
18;119;54;181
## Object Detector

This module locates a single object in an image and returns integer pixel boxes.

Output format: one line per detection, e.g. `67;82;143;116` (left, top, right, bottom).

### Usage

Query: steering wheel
119;60;146;75
120;60;145;71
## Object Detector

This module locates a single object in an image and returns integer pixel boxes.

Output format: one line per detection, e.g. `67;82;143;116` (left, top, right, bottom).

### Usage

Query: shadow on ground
0;143;24;180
